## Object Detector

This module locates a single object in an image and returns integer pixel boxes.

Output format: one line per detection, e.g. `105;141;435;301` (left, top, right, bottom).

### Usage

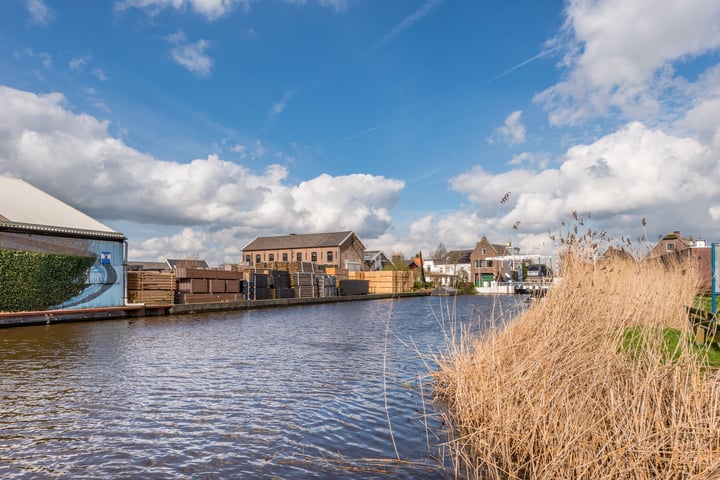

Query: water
0;294;526;479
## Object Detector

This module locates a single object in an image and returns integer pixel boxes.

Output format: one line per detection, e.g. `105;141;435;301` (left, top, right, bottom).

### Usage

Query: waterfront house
0;175;126;310
470;236;517;287
645;230;711;292
425;249;472;286
242;231;366;271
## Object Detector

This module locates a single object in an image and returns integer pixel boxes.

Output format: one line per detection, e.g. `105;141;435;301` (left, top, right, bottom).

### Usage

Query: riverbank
432;243;720;479
0;291;431;328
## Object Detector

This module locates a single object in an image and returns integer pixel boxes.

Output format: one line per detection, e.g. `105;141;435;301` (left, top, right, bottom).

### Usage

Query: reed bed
433;243;720;479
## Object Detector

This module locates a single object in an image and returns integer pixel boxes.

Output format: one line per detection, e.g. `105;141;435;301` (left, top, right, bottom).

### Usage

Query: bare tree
430;242;447;261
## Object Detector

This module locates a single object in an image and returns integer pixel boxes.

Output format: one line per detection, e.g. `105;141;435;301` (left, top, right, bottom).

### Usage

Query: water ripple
0;295;526;479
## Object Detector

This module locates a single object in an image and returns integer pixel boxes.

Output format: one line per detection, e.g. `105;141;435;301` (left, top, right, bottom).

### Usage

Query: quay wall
0;291;430;329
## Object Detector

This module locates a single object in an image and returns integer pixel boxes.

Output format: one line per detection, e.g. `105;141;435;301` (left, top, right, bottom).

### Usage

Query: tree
417;250;427;285
430;242;447;261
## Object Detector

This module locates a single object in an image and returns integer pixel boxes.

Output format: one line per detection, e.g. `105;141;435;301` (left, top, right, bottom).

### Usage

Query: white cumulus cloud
445;121;719;253
0;85;404;264
489;110;526;145
536;0;720;125
167;32;213;76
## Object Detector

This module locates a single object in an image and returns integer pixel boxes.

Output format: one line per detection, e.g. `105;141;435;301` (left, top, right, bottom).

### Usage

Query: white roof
0;175;119;235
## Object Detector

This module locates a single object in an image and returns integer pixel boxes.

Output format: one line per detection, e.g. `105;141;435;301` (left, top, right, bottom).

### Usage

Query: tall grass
433;241;720;479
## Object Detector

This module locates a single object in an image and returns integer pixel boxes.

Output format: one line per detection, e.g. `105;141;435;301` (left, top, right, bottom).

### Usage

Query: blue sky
2;0;720;264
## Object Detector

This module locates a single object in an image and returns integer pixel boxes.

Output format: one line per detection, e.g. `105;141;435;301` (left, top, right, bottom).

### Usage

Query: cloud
116;0;345;20
92;68;108;81
231;144;247;157
265;89;297;129
317;0;348;12
115;0;248;20
374;0;442;49
26;0;55;25
489;110;526;145
167;32;213;76
69;57;86;70
536;0;720;125
20;49;52;69
230;140;265;160
69;56;109;81
0;85;404;263
439;121;719;254
284;0;348;12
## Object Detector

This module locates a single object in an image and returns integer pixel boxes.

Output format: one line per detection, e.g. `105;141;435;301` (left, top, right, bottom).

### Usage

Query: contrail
373;0;443;49
346;125;385;141
480;44;560;86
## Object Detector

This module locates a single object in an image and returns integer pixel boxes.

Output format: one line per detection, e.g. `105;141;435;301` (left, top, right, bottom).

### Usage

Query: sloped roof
445;249;473;263
166;259;209;269
492;243;510;254
243;231;361;251
364;250;389;261
0;175;124;240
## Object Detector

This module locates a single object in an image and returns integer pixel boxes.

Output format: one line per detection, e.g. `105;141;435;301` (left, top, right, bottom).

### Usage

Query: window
311;252;317;262
666;242;676;251
486;260;494;268
481;248;487;255
255;254;261;264
327;251;333;262
282;253;288;262
475;260;481;268
245;255;251;263
296;252;302;262
268;254;275;262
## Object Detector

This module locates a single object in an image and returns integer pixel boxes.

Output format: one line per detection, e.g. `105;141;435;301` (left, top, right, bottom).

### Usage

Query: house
470;236;518;287
645;231;711;292
364;250;392;271
242;231;366;271
425;249;473;286
0;175;126;310
645;231;693;260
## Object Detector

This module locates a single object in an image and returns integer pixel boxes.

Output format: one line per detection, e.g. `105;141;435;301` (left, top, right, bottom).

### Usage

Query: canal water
0;294;526;479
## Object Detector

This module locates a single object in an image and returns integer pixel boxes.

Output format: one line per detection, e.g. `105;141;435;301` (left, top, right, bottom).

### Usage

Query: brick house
242;231;366;271
645;230;711;292
645;231;692;259
470;236;517;287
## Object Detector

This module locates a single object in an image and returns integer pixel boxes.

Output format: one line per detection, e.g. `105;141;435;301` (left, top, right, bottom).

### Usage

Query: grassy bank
432;244;720;479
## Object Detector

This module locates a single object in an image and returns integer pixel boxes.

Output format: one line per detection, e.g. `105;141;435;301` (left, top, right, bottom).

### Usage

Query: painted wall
0;231;125;310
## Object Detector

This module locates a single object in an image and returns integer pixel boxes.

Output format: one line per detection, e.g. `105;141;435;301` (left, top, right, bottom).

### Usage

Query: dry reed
433;241;720;479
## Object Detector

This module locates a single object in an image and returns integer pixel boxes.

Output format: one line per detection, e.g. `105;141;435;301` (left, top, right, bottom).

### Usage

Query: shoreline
0;291;431;329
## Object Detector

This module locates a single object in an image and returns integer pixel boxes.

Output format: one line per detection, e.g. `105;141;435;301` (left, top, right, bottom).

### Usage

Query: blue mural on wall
53;239;125;310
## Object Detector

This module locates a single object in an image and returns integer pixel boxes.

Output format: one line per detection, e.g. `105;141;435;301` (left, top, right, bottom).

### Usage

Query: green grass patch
621;325;720;368
694;295;712;312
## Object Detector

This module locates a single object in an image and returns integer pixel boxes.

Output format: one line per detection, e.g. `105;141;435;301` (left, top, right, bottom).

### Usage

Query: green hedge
0;249;95;312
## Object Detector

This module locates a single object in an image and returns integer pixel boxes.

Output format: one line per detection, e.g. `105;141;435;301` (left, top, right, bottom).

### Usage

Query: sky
1;0;720;265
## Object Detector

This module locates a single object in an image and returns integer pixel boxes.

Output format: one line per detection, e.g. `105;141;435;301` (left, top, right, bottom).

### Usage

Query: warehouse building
0;175;126;311
242;231;366;271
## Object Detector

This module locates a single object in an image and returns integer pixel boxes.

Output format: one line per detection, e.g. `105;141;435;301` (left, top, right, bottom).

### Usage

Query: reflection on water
0;295;525;479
